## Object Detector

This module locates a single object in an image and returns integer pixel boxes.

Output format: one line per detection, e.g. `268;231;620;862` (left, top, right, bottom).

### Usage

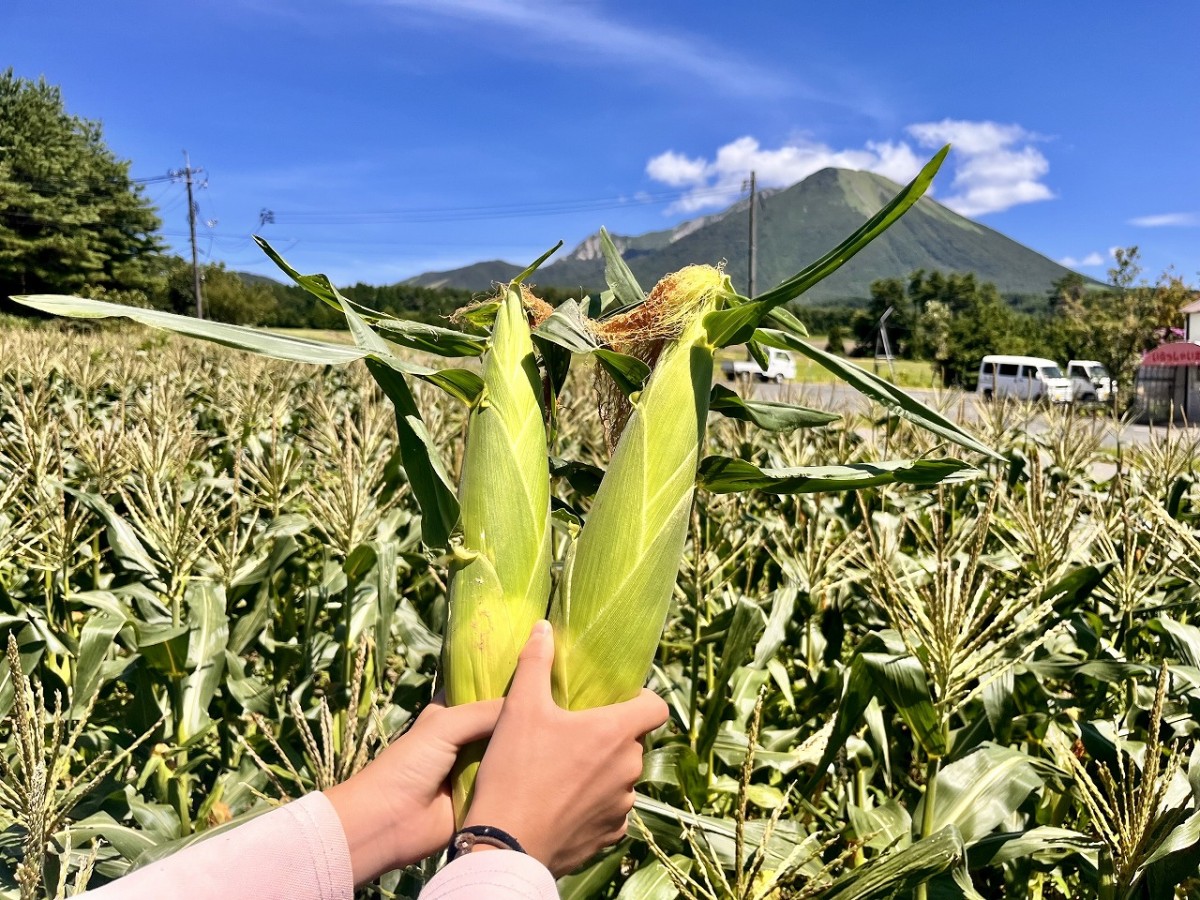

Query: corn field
1;314;1198;899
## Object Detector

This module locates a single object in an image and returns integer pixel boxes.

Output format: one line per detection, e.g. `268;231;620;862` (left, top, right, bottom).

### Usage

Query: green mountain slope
407;167;1091;302
407;259;525;291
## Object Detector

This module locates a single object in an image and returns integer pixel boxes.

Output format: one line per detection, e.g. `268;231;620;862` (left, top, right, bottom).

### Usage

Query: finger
507;620;555;709
607;688;670;736
429;697;504;747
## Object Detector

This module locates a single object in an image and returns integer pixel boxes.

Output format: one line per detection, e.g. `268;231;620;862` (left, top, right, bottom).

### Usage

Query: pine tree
0;69;162;310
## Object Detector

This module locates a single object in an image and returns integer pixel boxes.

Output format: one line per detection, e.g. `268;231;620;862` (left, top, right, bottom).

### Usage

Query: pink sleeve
83;791;557;900
84;792;353;900
419;851;559;900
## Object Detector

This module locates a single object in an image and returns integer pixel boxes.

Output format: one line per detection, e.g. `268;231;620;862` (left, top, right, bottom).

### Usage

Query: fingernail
531;620;551;638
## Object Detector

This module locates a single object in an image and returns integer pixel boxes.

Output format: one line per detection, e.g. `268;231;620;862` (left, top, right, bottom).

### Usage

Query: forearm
79;791;558;900
83;793;353;900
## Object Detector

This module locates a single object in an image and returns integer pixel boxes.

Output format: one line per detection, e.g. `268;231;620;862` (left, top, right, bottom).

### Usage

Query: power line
267;184;738;225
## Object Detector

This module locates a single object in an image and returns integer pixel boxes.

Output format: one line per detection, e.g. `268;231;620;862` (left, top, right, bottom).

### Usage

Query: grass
719;339;938;388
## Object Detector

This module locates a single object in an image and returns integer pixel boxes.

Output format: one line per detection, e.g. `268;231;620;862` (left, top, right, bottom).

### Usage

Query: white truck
1066;359;1116;403
722;347;797;383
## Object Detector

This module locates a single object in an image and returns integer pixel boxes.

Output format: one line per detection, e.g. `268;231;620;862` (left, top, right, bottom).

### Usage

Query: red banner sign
1142;342;1200;367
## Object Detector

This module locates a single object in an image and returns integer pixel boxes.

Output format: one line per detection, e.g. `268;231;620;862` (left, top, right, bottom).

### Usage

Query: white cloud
1059;252;1105;268
646;120;1054;218
370;0;789;97
906;120;1053;216
1129;212;1198;227
645;151;708;188
645;136;927;214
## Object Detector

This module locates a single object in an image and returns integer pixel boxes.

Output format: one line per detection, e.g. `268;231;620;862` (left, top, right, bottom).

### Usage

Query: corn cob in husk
550;266;734;710
444;282;551;815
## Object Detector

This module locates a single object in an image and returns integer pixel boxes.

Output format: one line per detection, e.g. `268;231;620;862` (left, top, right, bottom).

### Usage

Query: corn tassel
551;266;731;710
444;283;551;816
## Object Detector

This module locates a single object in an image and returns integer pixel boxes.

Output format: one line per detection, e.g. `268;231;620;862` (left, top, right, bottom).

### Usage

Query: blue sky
4;1;1198;290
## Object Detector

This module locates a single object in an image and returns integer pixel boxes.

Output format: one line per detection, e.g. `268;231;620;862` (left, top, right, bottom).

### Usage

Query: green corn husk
550;266;733;710
444;282;552;816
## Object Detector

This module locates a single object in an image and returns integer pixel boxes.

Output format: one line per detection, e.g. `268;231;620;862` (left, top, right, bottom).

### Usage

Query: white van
976;355;1073;403
1066;359;1116;403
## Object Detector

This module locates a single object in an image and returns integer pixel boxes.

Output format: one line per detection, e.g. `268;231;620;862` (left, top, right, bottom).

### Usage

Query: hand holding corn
325;697;504;883
464;621;669;875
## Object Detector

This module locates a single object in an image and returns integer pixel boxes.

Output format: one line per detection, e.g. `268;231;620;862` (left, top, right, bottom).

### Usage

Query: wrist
325;778;409;884
447;825;526;863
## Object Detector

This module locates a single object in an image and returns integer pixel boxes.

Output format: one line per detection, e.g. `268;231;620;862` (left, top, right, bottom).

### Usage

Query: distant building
1134;296;1200;422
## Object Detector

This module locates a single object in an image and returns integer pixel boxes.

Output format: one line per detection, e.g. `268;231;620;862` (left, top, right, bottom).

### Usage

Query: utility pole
744;171;758;298
875;305;897;382
170;151;205;318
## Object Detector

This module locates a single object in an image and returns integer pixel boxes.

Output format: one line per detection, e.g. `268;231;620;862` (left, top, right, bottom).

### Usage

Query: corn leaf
746;337;770;369
136;622;190;677
849;799;913;851
557;845;630;900
178;582;229;744
550;457;606;497
71;612;125;717
698;598;765;759
424;369;485;406
617;857;689;899
634;794;820;872
514;240;564;284
374;541;399;685
594;348;652;398
708;384;839;431
600;226;645;311
533;298;599;353
1142;810;1200;895
365;358;460;548
641;745;707;808
63;487;162;582
10;294;367;365
254;236;385;318
823;827;980;900
754;324;1001;461
802;647;945;794
698;456;977;494
968;826;1099;869
374;317;486;357
916;744;1042;846
66;813;158;864
223;650;272;714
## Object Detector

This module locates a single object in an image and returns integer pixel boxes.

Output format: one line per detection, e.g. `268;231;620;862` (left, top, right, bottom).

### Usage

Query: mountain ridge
406;167;1092;302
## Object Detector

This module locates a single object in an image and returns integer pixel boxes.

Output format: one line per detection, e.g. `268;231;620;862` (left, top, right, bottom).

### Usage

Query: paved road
731;376;1195;450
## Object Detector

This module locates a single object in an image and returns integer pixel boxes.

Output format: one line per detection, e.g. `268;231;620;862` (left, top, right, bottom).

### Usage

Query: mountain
407;168;1090;303
232;270;282;287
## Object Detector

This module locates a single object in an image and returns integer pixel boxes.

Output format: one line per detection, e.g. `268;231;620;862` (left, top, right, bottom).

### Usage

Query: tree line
842;253;1194;389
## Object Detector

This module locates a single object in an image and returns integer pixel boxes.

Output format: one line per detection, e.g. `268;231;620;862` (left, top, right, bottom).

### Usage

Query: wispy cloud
1129;212;1197;227
1059;252;1105;268
367;0;791;97
645;120;1053;217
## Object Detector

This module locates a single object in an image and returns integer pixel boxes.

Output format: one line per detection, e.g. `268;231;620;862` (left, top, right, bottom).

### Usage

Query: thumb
507;620;555;708
425;697;504;749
